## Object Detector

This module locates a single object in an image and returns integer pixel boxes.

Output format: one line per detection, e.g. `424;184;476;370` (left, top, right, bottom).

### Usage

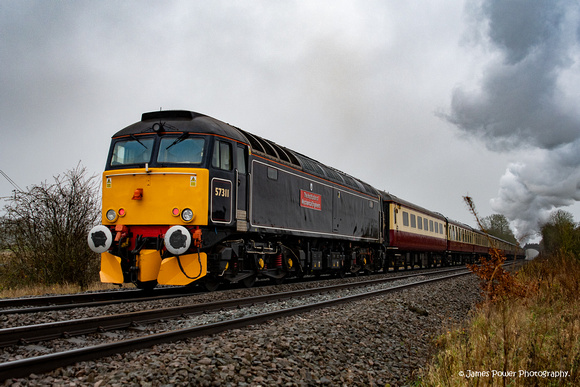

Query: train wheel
242;274;256;288
203;275;220;292
136;280;157;291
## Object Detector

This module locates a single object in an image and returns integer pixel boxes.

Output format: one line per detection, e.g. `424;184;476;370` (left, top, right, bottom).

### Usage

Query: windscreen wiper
130;134;148;150
166;133;189;150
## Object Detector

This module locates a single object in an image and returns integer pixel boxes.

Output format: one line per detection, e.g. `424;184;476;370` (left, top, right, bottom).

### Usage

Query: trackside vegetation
0;165;101;291
419;202;580;386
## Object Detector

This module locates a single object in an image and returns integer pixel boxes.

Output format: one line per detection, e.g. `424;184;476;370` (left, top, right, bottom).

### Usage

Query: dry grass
0;250;136;298
419;253;580;386
0;281;131;299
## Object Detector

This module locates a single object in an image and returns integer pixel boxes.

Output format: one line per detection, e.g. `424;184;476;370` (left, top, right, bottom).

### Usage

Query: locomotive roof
112;110;249;143
113;110;380;197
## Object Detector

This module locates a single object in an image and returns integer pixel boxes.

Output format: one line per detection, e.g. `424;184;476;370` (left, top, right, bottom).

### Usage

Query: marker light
118;208;126;217
172;208;180;217
181;208;194;222
106;209;117;222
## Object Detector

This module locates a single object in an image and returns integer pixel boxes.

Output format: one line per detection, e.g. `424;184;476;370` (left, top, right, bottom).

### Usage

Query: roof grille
141;110;195;121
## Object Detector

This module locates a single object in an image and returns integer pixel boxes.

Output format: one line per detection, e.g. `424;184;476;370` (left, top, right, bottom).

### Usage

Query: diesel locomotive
88;110;521;290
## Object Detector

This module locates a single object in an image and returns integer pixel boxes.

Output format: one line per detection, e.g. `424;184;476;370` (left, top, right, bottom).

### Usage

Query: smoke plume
445;0;580;241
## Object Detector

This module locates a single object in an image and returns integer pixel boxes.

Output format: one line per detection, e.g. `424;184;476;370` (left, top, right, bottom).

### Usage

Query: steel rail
0;271;471;381
0;287;199;313
0;267;469;347
0;265;468;315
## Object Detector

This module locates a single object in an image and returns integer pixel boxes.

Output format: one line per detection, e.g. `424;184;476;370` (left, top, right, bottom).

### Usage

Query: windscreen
157;137;205;164
110;138;154;166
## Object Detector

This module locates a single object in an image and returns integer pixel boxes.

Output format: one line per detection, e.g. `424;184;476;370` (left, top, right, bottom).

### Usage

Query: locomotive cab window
110;137;154;166
157;136;205;165
212;140;232;171
236;145;247;174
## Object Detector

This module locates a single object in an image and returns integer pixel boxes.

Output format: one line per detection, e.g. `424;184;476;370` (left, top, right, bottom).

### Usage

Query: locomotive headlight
181;208;195;222
106;209;117;222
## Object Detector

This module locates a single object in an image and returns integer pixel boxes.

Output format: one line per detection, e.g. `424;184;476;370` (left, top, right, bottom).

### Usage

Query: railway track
0;265;467;314
0;286;202;315
0;267;472;381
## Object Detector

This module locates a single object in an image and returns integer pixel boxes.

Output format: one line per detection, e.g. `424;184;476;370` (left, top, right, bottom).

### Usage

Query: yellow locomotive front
88;112;222;289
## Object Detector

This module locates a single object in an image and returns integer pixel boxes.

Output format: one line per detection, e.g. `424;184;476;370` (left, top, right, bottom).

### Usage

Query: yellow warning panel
99;252;123;284
158;253;207;286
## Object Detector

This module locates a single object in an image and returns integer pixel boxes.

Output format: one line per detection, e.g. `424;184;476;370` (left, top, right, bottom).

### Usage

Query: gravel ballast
4;274;481;386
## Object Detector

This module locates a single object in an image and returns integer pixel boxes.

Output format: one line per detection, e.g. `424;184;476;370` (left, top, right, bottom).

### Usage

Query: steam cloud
445;0;580;241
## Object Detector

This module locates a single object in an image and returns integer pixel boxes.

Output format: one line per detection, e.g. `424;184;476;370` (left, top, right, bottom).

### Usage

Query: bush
0;165;101;289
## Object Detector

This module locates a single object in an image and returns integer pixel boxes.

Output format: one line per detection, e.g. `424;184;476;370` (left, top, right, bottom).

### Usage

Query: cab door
235;144;249;232
210;140;234;225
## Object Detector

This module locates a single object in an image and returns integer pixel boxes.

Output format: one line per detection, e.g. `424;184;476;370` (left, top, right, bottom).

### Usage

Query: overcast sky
1;0;579;243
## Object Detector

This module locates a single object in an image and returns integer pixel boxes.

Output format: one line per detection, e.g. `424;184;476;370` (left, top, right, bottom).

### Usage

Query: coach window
410;214;416;228
424;218;429;231
417;216;422;230
430;220;434;232
212;140;232;170
403;212;409;227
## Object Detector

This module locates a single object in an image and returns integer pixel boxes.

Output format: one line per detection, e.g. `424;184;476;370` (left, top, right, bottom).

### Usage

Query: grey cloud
446;0;580;241
447;0;580;151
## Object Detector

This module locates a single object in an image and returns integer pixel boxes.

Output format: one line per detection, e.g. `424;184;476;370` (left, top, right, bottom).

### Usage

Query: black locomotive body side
249;158;381;242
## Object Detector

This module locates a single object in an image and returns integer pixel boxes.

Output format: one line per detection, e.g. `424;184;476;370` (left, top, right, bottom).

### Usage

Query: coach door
235;144;249;232
211;140;234;225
